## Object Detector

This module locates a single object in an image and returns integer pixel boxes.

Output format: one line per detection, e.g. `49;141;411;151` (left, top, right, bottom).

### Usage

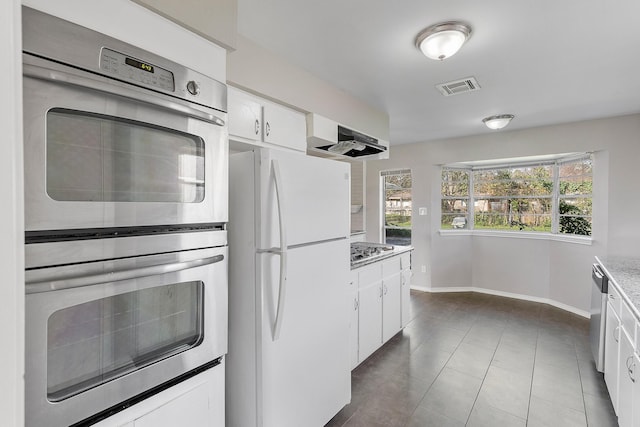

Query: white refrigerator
226;148;351;427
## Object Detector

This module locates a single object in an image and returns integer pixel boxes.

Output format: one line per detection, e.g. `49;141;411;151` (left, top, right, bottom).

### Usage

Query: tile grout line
525;323;541;426
463;302;504;426
574;338;591;426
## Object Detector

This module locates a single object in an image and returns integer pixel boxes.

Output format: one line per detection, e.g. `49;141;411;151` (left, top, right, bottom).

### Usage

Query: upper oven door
23;54;228;232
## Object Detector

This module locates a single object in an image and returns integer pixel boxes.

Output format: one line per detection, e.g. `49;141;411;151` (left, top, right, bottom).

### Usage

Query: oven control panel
100;47;175;92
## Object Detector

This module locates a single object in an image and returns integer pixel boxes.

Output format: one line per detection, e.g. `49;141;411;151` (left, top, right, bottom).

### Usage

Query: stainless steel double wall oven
22;8;228;427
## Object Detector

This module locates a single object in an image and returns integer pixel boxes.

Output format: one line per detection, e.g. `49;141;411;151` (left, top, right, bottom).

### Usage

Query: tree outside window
383;170;412;245
440;154;592;236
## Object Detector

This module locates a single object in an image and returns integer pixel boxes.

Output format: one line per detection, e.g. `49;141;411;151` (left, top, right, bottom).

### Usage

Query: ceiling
236;0;640;145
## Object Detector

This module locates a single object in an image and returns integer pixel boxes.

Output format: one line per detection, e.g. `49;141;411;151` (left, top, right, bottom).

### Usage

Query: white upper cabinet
262;100;306;151
228;87;306;152
228;87;262;141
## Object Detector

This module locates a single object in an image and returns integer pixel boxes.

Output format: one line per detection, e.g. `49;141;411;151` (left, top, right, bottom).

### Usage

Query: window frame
440;154;592;240
381;169;412;245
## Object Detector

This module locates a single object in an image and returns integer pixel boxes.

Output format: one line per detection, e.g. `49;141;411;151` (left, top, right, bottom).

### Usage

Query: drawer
607;283;622;316
621;300;637;348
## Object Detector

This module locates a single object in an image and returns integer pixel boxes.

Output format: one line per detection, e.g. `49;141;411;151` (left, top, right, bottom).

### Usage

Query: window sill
438;229;592;245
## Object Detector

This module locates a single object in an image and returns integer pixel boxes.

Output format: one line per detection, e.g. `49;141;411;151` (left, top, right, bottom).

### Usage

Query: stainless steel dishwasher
590;262;609;373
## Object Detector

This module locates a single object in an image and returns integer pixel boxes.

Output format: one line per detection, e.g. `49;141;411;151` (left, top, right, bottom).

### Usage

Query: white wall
366;114;640;315
23;0;227;81
1;0;24;425
227;35;390;141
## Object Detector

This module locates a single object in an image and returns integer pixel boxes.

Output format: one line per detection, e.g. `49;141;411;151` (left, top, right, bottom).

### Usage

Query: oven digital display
101;48;175;92
125;57;154;73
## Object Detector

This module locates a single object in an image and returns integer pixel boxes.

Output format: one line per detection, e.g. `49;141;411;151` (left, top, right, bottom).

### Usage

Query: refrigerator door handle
271;159;288;341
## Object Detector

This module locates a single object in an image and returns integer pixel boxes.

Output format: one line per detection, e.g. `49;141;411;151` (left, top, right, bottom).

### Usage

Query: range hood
307;113;389;160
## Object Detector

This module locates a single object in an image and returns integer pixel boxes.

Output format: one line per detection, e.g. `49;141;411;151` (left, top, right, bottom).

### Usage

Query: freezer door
258;239;350;427
257;149;350;249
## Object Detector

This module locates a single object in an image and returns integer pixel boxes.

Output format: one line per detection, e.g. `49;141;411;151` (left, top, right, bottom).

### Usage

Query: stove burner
350;242;394;263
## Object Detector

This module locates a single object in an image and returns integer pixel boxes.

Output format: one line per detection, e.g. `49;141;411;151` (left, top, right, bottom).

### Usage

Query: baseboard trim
411;286;589;318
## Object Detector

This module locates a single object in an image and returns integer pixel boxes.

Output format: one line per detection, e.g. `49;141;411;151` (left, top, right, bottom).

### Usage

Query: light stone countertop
351;245;414;269
596;256;640;321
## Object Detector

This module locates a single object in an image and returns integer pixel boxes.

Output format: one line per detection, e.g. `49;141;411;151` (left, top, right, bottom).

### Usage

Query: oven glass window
46;281;204;402
46;108;205;203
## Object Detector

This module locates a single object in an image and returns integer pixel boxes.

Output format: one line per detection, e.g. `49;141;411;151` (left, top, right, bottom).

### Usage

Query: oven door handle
271;159;288;342
25;254;225;294
23;62;226;127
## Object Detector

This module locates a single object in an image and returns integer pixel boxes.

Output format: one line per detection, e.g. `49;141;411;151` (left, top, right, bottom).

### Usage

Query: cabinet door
619;327;635;427
358;280;382;363
228;87;262;141
382;273;402;342
263;101;307;152
605;301;621;413
633;352;640;427
401;268;411;327
349;271;359;370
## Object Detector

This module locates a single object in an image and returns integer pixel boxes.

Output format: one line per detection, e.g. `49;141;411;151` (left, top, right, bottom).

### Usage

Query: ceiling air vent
436;76;481;96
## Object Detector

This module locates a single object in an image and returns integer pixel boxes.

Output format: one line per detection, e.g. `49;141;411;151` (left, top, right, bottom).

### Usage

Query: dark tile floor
326;291;618;427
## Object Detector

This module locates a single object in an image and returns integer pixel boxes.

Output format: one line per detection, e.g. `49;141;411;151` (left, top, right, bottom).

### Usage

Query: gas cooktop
350;242;394;263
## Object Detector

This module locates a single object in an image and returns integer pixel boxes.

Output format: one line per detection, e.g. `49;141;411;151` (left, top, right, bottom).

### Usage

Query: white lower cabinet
400;253;412;327
134;382;211;427
94;365;224;427
633;352;640;427
349;270;360;370
357;263;383;363
382;257;402;342
618;326;635;427
605;299;621;413
604;282;640;427
351;250;412;368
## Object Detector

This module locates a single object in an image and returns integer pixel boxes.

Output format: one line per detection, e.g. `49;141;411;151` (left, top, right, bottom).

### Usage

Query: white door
401;268;411;327
262;101;306;152
357;263;382;363
618;328;635;427
349;271;359;370
228;87;262;141
382;273;402;342
605;301;621;413
257;149;350;248
633;352;640;427
258;239;350;427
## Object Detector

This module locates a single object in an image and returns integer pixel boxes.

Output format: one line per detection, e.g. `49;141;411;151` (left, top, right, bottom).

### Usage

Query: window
440;154;592;236
441;169;469;229
382;170;412;245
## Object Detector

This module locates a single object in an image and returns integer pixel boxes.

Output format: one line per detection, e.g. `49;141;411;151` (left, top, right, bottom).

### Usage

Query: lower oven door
24;245;227;427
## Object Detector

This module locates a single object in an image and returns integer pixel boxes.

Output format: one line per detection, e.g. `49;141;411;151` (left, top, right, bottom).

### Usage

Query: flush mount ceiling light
415;21;472;61
482;114;515;130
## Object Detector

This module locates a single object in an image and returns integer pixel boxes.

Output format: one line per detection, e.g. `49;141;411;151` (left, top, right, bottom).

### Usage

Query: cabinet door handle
627;356;636;383
354;298;359;311
379;286;383;298
255;119;260;135
266;121;271;137
614;325;620;343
